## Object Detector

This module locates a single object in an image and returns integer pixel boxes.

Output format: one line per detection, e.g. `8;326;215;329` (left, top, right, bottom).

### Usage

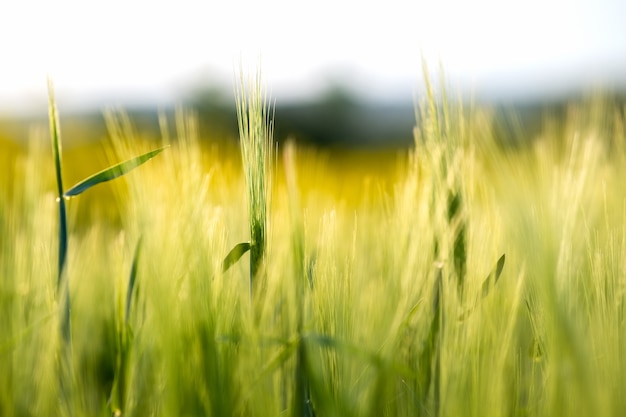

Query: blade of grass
416;268;443;414
283;140;314;417
125;237;142;325
458;253;506;321
48;79;68;288
111;238;143;416
64;147;168;197
222;242;251;272
48;78;73;416
480;253;506;298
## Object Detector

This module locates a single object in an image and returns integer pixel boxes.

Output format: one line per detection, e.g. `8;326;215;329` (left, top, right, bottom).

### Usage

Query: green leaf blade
125;237;143;325
480;253;506;298
47;79;68;286
64;147;167;197
458;253;506;321
222;242;251;272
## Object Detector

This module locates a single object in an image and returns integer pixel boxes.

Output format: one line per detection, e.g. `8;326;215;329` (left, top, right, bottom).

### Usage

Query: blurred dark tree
188;82;415;148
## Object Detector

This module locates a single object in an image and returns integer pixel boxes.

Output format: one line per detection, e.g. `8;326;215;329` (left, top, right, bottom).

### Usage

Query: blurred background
1;0;625;148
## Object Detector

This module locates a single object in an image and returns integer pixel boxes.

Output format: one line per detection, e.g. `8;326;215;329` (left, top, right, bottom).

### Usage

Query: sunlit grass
1;74;626;416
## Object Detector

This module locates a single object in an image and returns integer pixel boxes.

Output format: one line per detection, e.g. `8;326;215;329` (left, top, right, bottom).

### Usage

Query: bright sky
1;0;625;112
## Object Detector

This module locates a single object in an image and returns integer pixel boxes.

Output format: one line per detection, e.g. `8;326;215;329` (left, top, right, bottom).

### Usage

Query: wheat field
1;73;626;416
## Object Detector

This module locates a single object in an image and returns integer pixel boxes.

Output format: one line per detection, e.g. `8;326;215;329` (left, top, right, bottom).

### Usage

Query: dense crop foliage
1;73;626;416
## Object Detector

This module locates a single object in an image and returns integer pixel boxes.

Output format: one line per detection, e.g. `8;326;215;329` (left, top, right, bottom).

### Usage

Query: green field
1;74;626;417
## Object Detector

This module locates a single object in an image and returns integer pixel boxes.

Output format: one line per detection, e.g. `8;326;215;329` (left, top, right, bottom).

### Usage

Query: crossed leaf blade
64;147;167;197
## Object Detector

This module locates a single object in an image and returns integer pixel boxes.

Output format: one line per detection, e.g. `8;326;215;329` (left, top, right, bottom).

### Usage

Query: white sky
1;0;625;112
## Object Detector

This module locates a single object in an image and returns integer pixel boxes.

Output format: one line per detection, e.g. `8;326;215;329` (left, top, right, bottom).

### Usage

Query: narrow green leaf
294;341;314;417
48;79;73;409
525;298;545;362
64;147;167;197
399;299;424;332
111;238;143;416
125;237;142;325
222;242;251;272
480;253;506;298
417;271;443;400
47;79;68;288
458;253;506;321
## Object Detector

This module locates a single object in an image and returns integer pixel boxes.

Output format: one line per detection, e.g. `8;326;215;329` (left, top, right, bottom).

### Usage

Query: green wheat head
234;68;274;284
